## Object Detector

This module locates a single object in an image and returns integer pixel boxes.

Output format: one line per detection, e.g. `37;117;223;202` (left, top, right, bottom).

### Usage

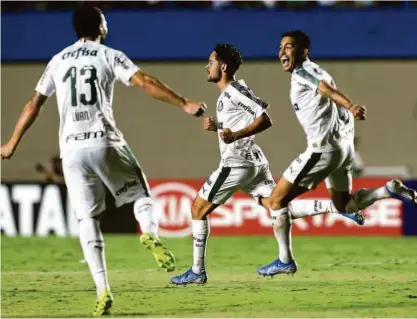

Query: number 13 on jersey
63;65;98;107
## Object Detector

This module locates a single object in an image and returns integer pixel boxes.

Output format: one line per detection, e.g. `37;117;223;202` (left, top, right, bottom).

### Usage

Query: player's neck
293;57;308;71
217;77;235;92
79;37;101;43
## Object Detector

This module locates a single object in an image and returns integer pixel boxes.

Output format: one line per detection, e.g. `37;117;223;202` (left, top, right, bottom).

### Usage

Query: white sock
270;208;293;264
289;199;335;219
346;187;390;212
191;219;209;274
79;218;110;299
134;197;158;236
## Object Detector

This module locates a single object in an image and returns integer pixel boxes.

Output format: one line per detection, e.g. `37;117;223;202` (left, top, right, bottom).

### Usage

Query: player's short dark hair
214;44;243;75
281;30;311;51
72;5;103;39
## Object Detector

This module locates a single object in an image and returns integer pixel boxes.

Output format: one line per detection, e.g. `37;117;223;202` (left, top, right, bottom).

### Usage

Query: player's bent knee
191;200;205;220
269;198;285;211
191;195;216;220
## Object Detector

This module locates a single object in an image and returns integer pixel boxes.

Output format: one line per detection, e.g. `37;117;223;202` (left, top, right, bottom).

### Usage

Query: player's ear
303;48;309;58
221;64;227;72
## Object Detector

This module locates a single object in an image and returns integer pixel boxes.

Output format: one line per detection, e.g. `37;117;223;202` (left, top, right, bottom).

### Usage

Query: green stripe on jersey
295;68;320;86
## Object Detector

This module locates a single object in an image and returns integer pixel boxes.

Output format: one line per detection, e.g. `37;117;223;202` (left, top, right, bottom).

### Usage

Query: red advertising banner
148;178;403;237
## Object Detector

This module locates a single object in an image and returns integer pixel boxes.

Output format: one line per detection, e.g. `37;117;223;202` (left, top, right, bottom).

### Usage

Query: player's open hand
220;128;236;144
203;117;218;132
349;104;367;120
182;101;207;117
1;142;16;160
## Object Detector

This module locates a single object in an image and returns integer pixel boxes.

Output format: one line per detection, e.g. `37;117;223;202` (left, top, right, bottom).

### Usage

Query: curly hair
214;44;243;75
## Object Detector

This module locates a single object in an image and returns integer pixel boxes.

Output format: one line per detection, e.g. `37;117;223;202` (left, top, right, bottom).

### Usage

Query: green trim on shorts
208;167;232;202
123;145;150;197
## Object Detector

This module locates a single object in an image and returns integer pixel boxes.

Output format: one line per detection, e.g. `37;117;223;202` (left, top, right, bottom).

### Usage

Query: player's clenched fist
182;101;207;117
203;117;218;132
1;142;16;160
220;128;236;144
348;104;367;120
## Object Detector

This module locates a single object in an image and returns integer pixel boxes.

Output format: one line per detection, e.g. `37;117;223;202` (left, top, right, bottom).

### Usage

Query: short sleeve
112;50;140;86
231;82;270;118
35;58;56;97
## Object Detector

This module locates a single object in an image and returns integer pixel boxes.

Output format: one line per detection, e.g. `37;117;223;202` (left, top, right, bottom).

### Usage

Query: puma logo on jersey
115;57;129;70
62;47;98;60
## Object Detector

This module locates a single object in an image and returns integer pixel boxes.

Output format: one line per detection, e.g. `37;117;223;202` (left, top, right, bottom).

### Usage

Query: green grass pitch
2;235;417;317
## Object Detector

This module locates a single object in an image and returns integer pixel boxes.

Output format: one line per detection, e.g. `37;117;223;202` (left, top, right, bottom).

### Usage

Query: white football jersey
290;59;354;152
35;40;139;158
216;79;270;167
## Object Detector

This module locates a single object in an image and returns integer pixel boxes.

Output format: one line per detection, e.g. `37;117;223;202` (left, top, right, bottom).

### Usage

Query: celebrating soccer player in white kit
170;44;365;286
1;5;207;316
257;30;417;277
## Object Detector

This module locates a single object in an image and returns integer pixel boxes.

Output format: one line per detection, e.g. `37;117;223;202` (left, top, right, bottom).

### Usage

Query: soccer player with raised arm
257;30;417;277
1;5;207;316
170;44;365;286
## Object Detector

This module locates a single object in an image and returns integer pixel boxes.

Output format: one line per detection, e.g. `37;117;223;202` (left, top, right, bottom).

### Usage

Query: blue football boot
258;258;297;277
171;268;208;286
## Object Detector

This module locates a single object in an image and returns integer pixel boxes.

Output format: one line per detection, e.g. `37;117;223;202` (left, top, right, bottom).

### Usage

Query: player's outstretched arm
318;80;366;120
1;92;47;160
130;70;207;117
220;113;273;144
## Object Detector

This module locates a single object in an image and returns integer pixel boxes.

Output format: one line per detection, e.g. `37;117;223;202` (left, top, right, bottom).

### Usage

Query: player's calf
346;179;417;212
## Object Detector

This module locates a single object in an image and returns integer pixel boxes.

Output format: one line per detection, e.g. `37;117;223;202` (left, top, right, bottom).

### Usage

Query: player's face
279;36;298;72
206;51;222;83
99;14;108;43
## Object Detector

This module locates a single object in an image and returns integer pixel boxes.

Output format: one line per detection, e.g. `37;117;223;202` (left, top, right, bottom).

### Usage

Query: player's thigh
283;149;342;191
62;153;106;220
325;144;355;210
325;143;354;191
241;165;276;204
265;176;308;209
198;166;257;205
94;145;151;207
